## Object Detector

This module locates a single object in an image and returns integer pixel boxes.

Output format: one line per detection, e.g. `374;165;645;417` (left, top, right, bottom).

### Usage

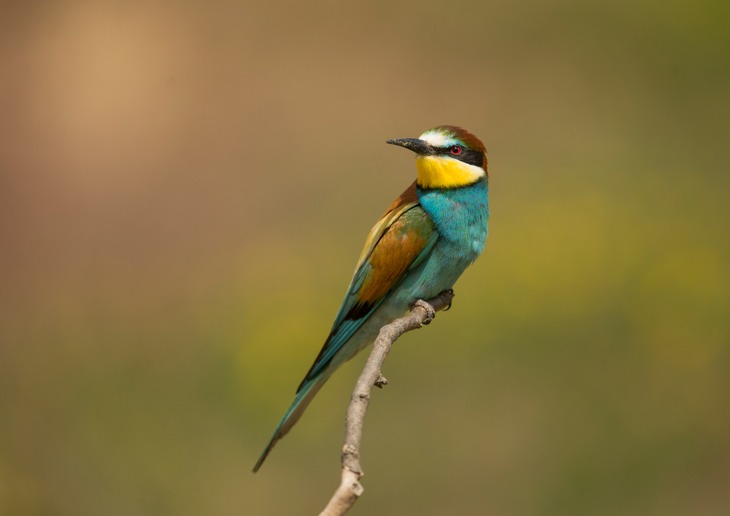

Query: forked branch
319;289;455;516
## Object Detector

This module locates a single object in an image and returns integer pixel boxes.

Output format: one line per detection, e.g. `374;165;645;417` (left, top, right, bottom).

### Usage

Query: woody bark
319;289;455;516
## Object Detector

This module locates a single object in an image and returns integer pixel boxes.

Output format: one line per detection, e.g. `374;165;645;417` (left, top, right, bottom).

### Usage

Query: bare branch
319;289;455;516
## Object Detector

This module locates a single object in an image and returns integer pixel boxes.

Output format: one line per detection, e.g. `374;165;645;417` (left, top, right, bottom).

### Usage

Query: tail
252;375;328;472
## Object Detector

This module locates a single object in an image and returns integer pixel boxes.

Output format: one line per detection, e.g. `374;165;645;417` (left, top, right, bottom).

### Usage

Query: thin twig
319;289;455;516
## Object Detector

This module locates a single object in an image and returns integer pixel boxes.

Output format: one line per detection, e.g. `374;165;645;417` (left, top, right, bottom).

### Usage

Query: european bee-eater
253;125;489;472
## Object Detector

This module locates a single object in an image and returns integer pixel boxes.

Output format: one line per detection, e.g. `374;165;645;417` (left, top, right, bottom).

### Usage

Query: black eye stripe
435;147;483;167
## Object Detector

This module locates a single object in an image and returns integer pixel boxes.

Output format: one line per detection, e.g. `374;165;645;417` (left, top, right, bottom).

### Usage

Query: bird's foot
374;374;389;388
441;289;455;311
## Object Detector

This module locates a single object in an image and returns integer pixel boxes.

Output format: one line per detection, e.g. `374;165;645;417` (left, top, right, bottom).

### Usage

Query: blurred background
1;0;729;514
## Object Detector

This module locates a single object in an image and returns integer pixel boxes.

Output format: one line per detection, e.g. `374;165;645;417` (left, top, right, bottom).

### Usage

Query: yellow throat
415;155;485;189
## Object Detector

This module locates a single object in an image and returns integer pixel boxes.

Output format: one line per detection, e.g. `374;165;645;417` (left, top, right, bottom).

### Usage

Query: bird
253;125;489;472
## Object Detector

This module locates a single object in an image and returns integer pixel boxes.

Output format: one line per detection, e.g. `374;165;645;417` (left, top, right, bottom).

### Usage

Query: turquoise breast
391;178;489;303
418;178;489;258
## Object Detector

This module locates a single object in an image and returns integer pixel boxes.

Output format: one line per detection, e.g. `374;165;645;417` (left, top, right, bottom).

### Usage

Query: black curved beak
386;138;434;155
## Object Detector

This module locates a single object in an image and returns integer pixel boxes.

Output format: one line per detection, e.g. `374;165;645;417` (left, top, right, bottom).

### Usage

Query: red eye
450;145;463;156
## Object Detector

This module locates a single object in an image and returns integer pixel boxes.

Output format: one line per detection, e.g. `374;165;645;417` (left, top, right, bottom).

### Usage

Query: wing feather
298;182;437;389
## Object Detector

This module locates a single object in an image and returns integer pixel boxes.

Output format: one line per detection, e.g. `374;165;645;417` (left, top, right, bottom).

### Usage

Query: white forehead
418;129;459;148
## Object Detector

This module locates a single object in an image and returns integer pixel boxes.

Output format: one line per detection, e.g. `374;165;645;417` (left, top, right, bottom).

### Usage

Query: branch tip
413;299;436;323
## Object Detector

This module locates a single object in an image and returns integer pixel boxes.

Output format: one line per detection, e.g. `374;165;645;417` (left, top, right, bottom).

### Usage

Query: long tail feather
252;375;327;472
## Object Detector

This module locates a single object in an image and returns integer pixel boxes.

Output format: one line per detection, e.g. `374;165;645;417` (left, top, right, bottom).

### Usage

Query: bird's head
387;125;488;189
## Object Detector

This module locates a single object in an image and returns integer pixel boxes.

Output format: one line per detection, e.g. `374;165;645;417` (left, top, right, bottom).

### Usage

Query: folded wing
299;182;437;389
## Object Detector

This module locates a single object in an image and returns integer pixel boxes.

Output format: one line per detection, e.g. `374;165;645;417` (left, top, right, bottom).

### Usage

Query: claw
443;289;455;311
